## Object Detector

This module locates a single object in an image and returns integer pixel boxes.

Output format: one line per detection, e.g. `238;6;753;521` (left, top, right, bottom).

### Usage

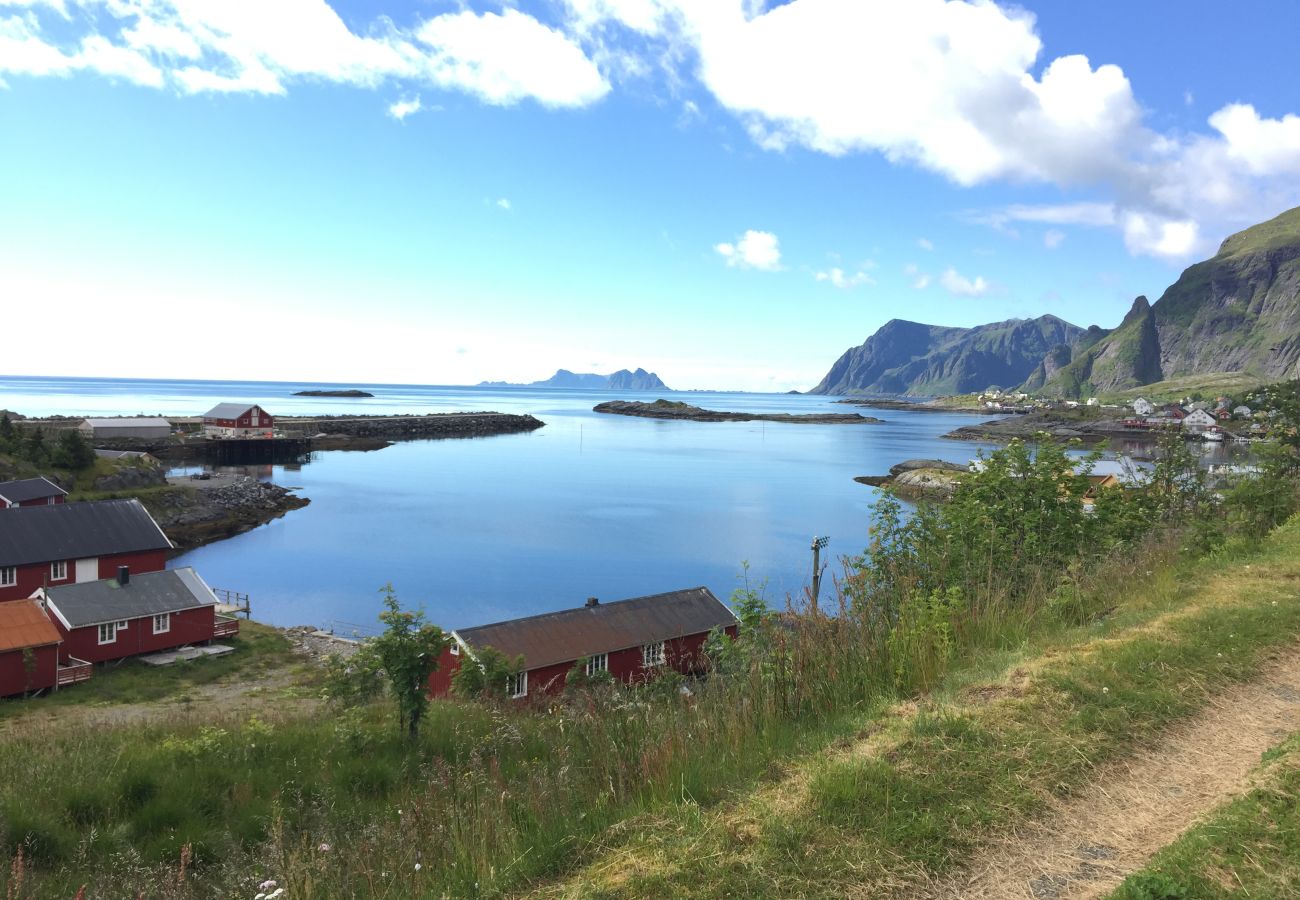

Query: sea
1;375;1007;634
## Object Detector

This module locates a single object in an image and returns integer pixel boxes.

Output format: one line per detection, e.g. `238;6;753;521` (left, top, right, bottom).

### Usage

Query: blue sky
2;0;1299;391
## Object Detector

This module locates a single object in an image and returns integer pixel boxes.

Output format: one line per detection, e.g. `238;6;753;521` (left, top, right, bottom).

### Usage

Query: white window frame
507;671;528;699
152;613;170;634
642;641;665;667
47;496;56;506
449;643;459;656
0;566;15;588
116;620;128;630
51;560;67;581
98;622;118;645
585;653;608;676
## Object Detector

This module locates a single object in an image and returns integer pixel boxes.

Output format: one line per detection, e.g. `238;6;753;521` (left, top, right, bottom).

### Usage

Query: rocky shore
942;411;1140;444
145;477;310;550
855;458;967;500
594;399;881;424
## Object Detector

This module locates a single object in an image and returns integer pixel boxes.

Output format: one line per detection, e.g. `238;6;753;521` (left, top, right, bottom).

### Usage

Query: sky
2;0;1299;392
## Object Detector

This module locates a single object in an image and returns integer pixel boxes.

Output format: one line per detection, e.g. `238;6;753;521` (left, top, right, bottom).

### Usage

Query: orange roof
0;600;62;653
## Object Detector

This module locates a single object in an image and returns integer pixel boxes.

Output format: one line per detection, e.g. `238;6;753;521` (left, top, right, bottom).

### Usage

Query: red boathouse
429;587;739;699
0;599;64;697
201;403;274;438
0;477;68;508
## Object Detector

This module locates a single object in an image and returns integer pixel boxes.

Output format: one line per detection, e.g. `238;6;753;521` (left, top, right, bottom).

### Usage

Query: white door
75;558;98;583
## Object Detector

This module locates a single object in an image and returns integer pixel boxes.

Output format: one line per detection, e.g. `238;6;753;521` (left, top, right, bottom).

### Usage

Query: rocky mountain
1039;206;1300;396
481;368;670;391
810;315;1087;396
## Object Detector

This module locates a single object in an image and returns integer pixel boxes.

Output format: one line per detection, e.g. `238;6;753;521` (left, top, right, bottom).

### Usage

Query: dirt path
923;647;1300;900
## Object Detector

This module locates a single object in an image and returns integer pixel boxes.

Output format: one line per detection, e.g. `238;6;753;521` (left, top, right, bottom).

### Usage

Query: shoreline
594;399;882;424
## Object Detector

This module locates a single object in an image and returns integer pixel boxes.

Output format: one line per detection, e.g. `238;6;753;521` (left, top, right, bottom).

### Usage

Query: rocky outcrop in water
594;399;880;424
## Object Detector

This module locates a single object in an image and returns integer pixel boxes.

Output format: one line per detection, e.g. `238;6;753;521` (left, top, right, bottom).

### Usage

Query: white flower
268;891;284;900
259;882;278;891
1102;687;1109;694
414;863;422;872
318;842;331;852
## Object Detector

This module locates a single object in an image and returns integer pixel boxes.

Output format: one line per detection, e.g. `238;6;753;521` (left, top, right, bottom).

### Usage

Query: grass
1108;733;1300;899
1102;372;1268;404
0;622;297;720
535;521;1300;898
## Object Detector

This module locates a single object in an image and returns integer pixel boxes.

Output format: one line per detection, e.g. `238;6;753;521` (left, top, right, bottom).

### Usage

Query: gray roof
0;498;173;566
456;587;737;671
80;418;172;428
0;476;67;504
93;449;155;460
44;567;216;628
202;403;264;419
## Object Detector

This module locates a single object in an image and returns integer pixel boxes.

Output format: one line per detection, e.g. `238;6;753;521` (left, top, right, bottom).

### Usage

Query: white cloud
496;197;512;211
814;267;874;289
715;229;781;271
917;237;934;251
912;273;931;290
388;95;421;120
1043;229;1065;250
939;267;989;297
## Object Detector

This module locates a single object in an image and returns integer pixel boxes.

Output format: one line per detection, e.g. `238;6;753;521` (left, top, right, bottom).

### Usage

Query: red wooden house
0;498;173;602
0;599;65;697
429;587;739;700
201;403;274;438
37;566;233;665
0;477;67;508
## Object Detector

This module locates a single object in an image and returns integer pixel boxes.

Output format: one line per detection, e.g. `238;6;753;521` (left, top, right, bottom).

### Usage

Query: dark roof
455;587;736;671
0;600;62;652
0;498;173;566
202;402;266;419
44;567;215;628
93;449;156;461
0;477;67;504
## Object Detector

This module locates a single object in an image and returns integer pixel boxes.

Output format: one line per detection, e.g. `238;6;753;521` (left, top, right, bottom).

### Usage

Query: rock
888;458;967;477
593;399;881;424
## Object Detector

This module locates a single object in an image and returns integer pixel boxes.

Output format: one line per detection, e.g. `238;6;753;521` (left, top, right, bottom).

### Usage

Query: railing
212;588;251;619
213;615;240;638
57;657;92;686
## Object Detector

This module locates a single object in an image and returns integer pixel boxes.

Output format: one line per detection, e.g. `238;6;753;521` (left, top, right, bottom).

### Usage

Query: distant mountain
480;368;670;391
809;315;1087;396
1038;206;1300;396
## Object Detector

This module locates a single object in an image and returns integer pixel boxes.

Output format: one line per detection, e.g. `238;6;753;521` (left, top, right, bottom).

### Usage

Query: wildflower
318;843;332;853
268;891;284;900
415;863;423;872
259;881;278;891
1102;687;1109;694
1217;653;1222;658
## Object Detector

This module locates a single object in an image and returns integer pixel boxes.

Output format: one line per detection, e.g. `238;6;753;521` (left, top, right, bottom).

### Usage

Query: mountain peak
1216;205;1300;259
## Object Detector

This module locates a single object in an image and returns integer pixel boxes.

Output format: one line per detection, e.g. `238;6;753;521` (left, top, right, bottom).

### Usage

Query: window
507;671;528;699
449;643;459;656
116;620;128;630
98;622;118;644
585;653;608;676
642;642;665;667
47;496;55;506
152;613;170;634
51;560;67;581
0;566;15;588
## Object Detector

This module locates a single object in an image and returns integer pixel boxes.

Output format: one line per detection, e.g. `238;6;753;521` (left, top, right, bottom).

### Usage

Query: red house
0;498;173;602
429;587;739;700
38;566;234;665
0;477;67;508
0;599;65;697
201;403;274;438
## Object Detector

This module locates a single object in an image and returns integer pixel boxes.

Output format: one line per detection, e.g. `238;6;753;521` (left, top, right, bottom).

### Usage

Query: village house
201;403;274;438
92;449;160;465
36;566;235;665
78;417;172;439
1182;408;1219;433
0;599;67;697
1132;398;1155;416
0;476;67;508
429;587;739;699
0;498;172;602
1234;405;1253;418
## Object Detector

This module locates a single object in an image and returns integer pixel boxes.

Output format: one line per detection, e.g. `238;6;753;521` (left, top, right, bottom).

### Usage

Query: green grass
1101;372;1268;404
0;622;296;719
1215;206;1300;260
1108;733;1300;899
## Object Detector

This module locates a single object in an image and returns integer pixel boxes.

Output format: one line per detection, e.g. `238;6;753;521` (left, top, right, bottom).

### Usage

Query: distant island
593;399;881;424
293;389;375;398
480;368;670;391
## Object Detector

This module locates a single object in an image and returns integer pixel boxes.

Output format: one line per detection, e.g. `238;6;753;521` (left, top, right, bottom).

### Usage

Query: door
75;558;98;583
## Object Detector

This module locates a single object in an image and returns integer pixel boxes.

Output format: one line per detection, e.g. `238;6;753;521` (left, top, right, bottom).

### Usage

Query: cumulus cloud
0;1;608;108
912;273;931;290
388;95;421;120
1043;229;1065;249
496;197;512;210
814;267;874;289
917;238;934;251
940;267;990;297
715;229;781;271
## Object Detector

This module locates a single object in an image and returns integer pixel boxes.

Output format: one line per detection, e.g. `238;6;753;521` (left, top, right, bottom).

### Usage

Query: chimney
585;596;600;608
117;566;129;586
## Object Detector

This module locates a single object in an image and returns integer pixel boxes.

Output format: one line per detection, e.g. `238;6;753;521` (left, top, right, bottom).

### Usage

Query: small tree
51;429;95;470
0;414;15;453
354;586;448;740
451;645;524;700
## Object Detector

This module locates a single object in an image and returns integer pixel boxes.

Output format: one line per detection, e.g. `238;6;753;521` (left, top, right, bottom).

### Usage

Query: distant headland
480;368;669;391
293;389;375;398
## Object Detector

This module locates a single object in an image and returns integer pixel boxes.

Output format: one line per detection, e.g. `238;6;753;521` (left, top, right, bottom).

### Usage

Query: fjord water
1;376;997;633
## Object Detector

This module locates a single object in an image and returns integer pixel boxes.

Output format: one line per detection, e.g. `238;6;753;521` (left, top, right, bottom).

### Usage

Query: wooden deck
57;657;92;687
213;615;240;638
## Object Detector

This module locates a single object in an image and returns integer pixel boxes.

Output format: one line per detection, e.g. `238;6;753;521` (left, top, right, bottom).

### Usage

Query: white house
1182;409;1219;433
1132;398;1155;416
1233;405;1252;418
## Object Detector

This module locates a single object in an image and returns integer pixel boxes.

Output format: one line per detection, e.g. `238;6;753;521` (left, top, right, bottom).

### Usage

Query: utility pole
809;535;830;613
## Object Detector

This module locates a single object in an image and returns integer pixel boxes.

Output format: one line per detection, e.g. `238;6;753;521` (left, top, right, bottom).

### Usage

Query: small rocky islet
593;398;881;424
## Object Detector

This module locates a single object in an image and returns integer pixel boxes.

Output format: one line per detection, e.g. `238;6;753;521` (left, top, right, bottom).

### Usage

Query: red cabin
0;599;64;697
0;498;172;602
0;477;68;508
429;587;739;700
201;403;274;438
38;566;229;665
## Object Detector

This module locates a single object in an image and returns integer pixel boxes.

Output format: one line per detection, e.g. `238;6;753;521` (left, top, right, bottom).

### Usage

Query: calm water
1;375;1000;633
